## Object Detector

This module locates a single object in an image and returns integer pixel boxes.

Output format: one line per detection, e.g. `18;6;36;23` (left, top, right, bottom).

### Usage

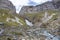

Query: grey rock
26;28;59;40
19;0;60;15
0;29;4;34
0;0;16;13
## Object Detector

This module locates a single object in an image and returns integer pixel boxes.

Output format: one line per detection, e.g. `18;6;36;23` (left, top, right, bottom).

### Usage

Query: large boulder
0;0;16;14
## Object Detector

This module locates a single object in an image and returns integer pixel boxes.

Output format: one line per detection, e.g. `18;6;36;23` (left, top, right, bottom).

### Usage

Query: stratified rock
0;0;16;14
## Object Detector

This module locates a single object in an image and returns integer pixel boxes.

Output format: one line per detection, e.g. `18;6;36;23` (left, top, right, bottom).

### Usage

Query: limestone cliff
0;0;16;13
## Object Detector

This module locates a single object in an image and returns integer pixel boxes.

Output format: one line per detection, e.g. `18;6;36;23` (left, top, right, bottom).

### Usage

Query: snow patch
25;19;33;27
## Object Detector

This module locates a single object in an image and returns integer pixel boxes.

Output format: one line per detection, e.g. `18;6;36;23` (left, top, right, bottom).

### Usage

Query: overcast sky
9;0;52;13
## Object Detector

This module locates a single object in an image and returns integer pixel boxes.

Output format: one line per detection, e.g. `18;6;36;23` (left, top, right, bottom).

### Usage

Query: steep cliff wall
0;0;16;13
19;0;60;15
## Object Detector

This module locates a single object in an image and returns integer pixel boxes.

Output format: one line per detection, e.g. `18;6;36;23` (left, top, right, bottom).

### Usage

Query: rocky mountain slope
19;0;60;26
18;0;60;40
0;0;16;14
0;0;60;40
19;0;60;15
0;9;26;26
0;0;29;40
0;0;26;26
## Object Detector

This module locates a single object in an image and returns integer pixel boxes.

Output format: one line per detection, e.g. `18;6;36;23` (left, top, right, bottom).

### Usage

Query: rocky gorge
0;0;60;40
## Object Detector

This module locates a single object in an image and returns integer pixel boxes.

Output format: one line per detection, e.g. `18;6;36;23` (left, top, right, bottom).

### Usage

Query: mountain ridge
19;0;60;15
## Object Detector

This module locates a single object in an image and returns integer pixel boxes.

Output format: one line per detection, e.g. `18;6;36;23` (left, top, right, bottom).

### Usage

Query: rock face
0;0;16;13
19;0;60;37
19;0;60;15
53;0;60;2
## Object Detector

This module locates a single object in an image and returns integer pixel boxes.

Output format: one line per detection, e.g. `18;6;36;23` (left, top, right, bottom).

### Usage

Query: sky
9;0;52;13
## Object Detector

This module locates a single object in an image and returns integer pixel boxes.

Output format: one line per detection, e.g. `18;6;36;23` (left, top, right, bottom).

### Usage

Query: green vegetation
25;10;60;23
0;9;59;27
0;9;60;40
0;9;26;26
11;31;23;35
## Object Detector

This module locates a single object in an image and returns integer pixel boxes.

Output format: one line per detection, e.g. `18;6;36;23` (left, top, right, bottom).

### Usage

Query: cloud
9;0;29;13
9;0;29;6
28;0;37;6
31;0;50;4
